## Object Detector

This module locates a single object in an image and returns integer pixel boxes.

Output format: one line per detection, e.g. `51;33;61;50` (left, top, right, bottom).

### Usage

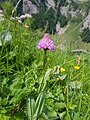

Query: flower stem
38;50;47;93
43;50;47;72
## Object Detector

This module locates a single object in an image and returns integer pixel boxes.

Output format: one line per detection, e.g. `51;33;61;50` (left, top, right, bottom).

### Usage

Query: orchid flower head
37;33;54;52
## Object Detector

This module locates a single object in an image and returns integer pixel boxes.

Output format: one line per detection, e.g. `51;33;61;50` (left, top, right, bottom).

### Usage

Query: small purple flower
37;33;54;52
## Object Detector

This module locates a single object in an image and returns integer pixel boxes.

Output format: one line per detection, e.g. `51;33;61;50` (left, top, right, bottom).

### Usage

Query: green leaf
42;112;49;120
11;111;25;120
39;69;51;92
1;98;8;106
70;104;77;110
55;102;66;109
34;92;44;119
0;30;12;46
42;69;51;91
59;94;64;101
59;74;67;80
59;111;66;120
44;69;52;80
48;109;57;119
0;97;2;103
26;97;35;120
0;114;9;120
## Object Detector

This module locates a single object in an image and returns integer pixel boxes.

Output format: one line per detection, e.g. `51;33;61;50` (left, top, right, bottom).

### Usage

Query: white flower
25;13;32;18
18;20;22;23
20;15;26;19
16;16;20;20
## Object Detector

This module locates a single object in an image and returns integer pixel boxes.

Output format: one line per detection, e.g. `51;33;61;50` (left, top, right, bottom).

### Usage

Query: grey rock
60;6;69;17
23;0;38;14
56;22;70;35
83;11;90;29
46;0;55;8
69;10;77;18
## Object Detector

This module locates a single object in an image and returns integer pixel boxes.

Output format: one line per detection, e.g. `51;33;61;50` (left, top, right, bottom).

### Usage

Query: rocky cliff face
1;0;90;33
23;0;38;14
23;0;89;18
23;0;56;14
23;0;90;34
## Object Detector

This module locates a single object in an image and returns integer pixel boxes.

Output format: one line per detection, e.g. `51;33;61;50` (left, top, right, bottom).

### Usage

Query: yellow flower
60;67;65;72
74;66;80;70
56;78;59;80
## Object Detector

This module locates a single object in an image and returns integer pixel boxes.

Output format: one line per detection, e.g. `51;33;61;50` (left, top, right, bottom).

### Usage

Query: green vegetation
52;22;90;51
80;27;90;43
0;1;90;120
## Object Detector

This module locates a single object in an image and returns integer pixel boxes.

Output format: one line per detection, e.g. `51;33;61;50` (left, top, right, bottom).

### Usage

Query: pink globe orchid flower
37;33;54;52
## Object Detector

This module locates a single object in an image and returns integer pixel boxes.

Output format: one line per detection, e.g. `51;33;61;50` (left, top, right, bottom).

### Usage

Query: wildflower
25;13;32;18
16;16;20;20
74;66;80;70
20;14;32;20
56;78;59;80
18;20;22;23
20;15;26;19
37;33;54;52
60;67;65;72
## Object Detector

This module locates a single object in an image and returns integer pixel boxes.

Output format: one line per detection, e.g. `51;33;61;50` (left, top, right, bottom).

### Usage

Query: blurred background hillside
0;0;90;50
